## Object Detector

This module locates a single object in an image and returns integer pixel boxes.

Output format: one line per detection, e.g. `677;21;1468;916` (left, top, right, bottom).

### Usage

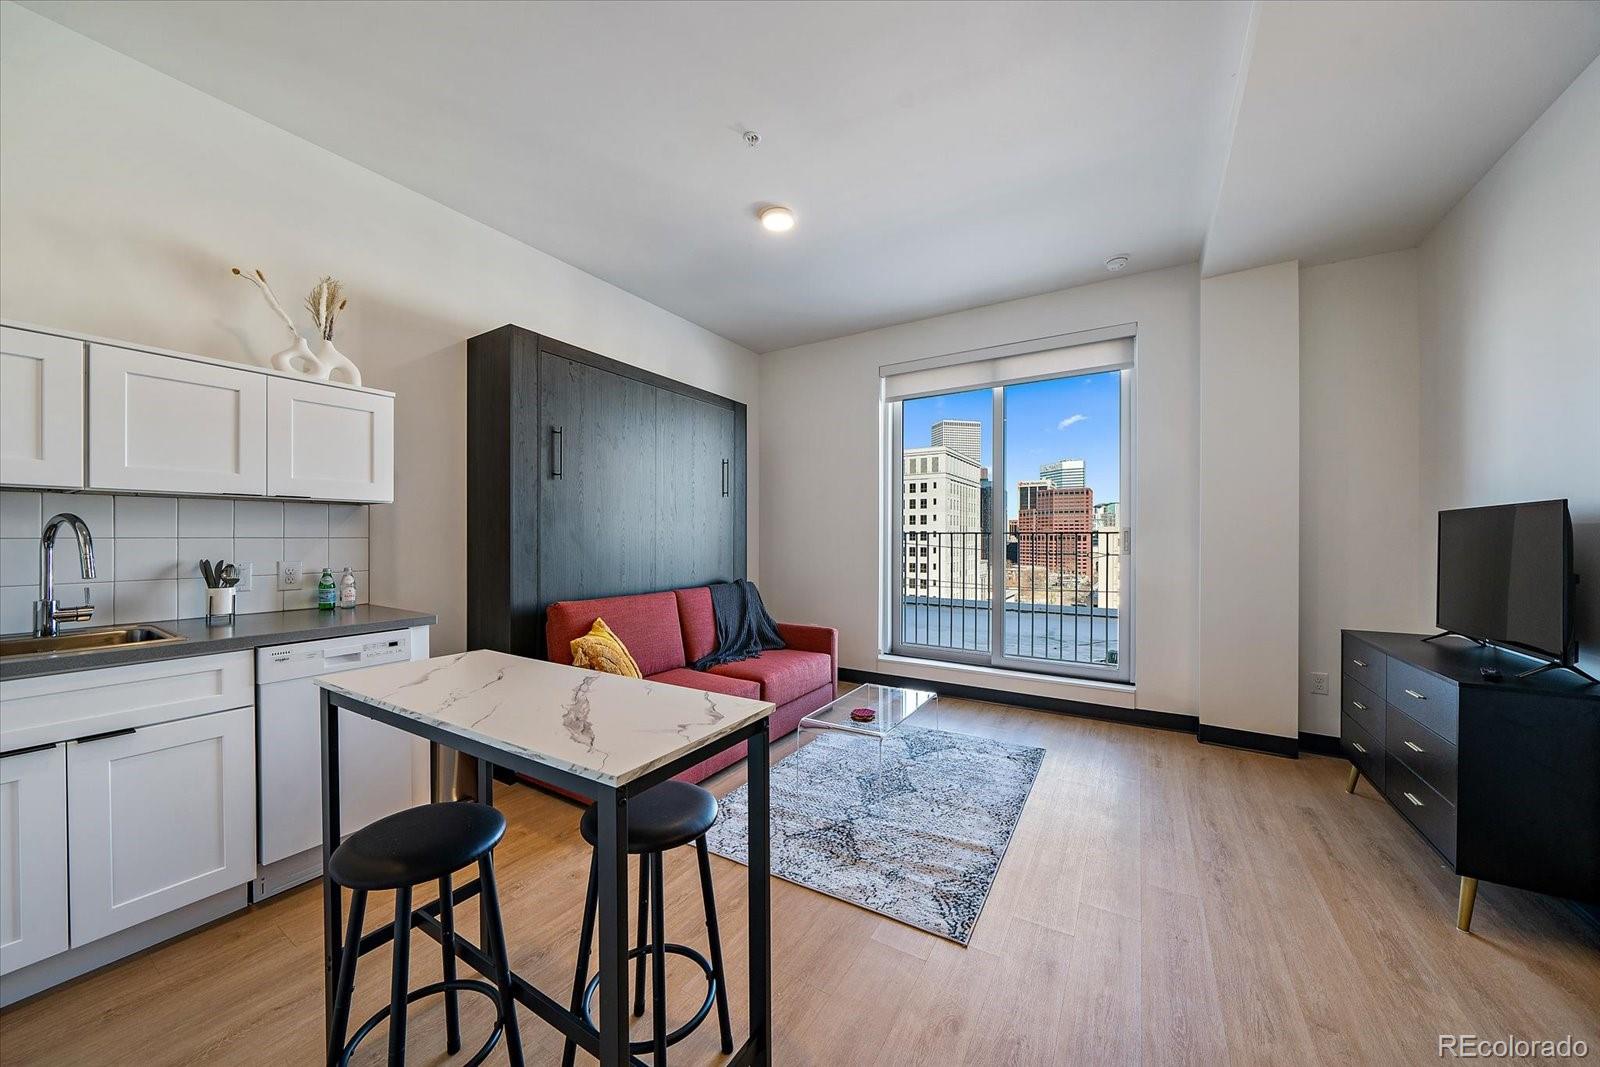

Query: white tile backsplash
178;537;234;581
42;492;114;535
0;491;368;632
0;538;39;586
112;579;177;625
114;495;177;537
178;497;234;537
233;499;284;537
0;491;42;538
285;501;330;537
329;504;368;539
112;538;178;581
328;538;369;572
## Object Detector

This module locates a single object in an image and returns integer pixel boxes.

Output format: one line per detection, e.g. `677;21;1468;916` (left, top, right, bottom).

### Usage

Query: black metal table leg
748;720;772;1065
595;788;630;1067
320;689;342;1061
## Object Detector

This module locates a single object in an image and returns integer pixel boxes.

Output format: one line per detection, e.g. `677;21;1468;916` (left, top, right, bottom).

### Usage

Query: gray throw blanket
691;579;786;670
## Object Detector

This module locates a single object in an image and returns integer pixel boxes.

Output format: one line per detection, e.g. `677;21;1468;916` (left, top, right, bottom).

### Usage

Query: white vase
316;338;362;386
271;336;329;379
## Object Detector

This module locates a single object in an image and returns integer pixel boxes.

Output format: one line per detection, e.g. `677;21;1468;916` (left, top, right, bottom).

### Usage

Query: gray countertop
0;604;437;681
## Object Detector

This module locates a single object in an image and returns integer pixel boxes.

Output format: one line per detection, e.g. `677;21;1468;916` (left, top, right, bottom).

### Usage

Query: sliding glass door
888;353;1131;683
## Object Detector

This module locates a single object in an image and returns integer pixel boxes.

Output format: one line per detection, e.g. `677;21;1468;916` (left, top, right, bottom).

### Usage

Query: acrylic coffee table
793;683;939;782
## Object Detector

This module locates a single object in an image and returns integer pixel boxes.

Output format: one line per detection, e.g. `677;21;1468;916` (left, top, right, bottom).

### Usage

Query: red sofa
544;587;838;783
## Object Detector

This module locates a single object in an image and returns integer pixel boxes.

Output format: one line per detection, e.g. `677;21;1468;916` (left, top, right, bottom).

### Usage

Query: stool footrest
579;943;719;1052
339;979;504;1067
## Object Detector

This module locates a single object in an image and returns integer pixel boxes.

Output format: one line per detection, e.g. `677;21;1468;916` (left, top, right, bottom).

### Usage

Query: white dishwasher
254;628;428;899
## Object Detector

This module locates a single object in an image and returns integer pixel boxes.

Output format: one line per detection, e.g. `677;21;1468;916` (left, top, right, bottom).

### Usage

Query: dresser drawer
1385;705;1458;805
1384;755;1456;865
1340;712;1384;793
1385;659;1458;743
1342;634;1386;695
1341;677;1384;739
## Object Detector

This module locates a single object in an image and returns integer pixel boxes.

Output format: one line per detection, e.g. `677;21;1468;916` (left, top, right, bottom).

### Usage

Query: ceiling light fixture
759;206;796;233
1104;254;1130;273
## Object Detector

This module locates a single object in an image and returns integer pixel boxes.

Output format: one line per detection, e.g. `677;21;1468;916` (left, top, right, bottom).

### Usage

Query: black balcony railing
898;530;1121;665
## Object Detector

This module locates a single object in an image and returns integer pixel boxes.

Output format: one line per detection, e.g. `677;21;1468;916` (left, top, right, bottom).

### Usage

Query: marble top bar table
315;649;776;1067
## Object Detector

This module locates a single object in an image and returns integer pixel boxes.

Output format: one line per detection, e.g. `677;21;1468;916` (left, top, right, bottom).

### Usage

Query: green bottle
316;567;337;611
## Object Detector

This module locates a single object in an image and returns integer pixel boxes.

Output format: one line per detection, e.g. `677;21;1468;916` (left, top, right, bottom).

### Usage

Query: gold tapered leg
1344;763;1360;794
1457;877;1478;932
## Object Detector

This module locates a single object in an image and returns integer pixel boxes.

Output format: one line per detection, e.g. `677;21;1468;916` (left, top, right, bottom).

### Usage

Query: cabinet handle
0;740;60;759
1351;742;1366;754
1351;659;1367;668
722;458;729;498
72;727;136;746
1402;791;1424;808
1403;688;1426;701
551;426;563;479
1403;740;1424;753
1351;701;1367;711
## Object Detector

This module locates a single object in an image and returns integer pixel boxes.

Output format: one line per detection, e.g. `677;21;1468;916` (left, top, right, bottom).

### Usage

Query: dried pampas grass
305;277;347;341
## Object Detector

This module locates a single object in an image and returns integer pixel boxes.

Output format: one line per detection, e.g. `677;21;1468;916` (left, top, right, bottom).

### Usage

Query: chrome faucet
34;513;97;638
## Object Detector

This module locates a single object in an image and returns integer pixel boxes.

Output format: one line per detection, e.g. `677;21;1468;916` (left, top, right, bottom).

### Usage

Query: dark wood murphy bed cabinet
1339;630;1600;932
467;325;746;658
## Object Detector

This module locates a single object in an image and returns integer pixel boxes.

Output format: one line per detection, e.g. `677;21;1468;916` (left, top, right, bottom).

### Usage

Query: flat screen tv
1436;499;1574;662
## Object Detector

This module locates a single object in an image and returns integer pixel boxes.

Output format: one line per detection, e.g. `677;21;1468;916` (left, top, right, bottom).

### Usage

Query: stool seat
579;781;717;854
330;802;507;891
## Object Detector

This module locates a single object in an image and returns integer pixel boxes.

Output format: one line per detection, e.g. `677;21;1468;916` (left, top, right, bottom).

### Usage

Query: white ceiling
18;1;1600;353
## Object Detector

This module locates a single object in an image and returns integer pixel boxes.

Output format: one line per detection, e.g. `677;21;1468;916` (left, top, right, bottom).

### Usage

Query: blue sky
903;371;1121;517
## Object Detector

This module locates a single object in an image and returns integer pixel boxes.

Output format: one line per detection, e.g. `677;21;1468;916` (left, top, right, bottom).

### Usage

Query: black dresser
1340;630;1600;930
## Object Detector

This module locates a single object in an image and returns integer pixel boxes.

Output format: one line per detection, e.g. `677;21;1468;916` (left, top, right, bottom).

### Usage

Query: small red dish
851;707;877;722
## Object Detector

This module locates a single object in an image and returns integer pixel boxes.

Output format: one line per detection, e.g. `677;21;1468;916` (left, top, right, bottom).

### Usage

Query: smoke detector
1104;254;1130;273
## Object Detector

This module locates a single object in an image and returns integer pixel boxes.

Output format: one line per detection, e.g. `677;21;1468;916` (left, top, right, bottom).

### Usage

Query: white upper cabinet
89;344;268;496
266;376;394;502
0;744;70;976
0;327;85;489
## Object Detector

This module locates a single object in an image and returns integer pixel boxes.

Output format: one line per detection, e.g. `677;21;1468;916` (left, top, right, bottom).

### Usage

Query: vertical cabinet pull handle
1403;740;1424;753
1403;791;1424;807
552;426;563;479
1351;659;1367;668
722;458;729;497
1404;688;1426;701
1351;701;1367;711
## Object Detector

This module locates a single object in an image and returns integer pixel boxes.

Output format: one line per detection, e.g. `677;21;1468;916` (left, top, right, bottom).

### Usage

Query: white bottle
338;566;358;609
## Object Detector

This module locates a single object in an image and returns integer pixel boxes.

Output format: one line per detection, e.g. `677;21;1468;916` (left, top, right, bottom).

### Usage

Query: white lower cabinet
65;706;256;946
0;745;70;976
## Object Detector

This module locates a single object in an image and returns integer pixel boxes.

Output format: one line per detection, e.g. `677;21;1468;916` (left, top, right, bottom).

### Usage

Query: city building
1016;479;1050;513
979;468;992;558
901;444;985;600
929;419;982;464
1091;527;1122;611
1094;501;1119;530
1039;458;1086;488
1014;484;1094;584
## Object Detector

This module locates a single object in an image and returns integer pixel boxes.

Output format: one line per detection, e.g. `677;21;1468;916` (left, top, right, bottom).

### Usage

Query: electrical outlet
279;561;304;590
235;561;254;593
1310;671;1329;696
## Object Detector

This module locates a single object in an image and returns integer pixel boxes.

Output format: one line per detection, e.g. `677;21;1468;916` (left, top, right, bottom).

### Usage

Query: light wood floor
3;695;1597;1065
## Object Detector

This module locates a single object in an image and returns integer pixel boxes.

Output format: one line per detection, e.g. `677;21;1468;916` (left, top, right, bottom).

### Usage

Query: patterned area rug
705;726;1043;944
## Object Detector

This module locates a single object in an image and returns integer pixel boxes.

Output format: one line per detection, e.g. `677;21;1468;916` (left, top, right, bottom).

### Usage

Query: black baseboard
839;667;1198;734
1196;722;1299;759
1297;731;1342;757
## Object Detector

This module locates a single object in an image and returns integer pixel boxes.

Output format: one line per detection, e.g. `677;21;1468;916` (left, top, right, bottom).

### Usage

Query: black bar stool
326;802;525;1066
562;781;733;1067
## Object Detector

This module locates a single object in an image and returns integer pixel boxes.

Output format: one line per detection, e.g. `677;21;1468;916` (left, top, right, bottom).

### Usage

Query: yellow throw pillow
569;618;642;679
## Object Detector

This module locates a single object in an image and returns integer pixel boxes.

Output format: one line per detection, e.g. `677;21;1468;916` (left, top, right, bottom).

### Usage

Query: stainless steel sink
0;624;186;659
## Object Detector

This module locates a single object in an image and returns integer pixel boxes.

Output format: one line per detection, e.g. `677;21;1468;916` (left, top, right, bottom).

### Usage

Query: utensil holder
206;586;236;625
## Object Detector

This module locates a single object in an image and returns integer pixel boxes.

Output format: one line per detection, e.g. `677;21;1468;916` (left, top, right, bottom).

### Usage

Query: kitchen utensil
200;559;216;587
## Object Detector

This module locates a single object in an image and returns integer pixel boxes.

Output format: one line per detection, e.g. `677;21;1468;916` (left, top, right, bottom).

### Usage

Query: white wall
1418;56;1600;673
0;3;760;655
1197;261;1300;741
1298;250;1426;735
760;265;1202;718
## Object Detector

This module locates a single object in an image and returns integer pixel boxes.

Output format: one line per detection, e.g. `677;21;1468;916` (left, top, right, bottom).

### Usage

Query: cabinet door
266;377;394;502
88;344;267;495
0;327;84;489
0;744;69;975
655;391;738;588
67;706;255;946
537;352;660;605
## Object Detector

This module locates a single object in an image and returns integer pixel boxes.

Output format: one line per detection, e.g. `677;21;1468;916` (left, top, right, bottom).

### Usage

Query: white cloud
1057;414;1088;430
